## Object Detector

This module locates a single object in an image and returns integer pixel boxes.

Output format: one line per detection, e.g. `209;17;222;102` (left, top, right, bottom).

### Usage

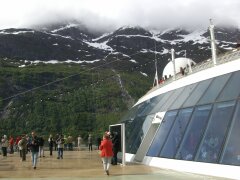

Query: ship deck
0;149;230;180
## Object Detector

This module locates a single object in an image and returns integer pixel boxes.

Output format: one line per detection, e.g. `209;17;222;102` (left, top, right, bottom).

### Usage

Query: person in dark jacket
97;137;101;150
30;131;40;169
38;135;45;157
56;134;65;159
48;134;54;156
111;132;120;165
18;134;27;161
88;134;93;151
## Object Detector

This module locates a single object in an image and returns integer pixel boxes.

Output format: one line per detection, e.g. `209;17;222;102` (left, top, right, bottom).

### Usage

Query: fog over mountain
0;0;240;33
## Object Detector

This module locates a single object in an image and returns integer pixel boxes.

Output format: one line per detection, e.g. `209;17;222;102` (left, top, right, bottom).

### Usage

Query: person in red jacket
9;136;14;154
99;132;113;176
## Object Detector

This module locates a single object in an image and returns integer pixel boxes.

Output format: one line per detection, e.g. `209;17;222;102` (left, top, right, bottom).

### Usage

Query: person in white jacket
56;135;64;159
1;135;8;157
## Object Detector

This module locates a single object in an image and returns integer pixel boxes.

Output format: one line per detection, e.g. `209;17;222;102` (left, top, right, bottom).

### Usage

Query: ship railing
149;48;240;94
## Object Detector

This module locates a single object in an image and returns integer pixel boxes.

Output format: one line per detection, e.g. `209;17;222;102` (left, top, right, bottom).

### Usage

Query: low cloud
0;0;239;32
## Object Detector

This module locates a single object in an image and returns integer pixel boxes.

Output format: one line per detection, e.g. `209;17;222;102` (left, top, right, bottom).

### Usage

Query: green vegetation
0;60;151;141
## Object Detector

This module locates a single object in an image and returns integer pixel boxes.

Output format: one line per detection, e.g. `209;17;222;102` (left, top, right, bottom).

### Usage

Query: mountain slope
1;24;240;77
0;63;151;138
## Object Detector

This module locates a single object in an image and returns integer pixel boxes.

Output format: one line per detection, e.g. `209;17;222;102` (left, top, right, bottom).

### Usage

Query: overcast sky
0;0;239;32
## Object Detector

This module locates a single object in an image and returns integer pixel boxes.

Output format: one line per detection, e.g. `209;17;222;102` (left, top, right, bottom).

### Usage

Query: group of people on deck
1;130;120;176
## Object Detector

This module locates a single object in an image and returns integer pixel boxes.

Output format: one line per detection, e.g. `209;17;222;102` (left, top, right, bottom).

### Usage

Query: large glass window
149;91;174;114
160;108;193;158
217;71;240;102
176;105;212;160
182;79;212;108
160;87;185;111
135;101;152;117
138;95;163;117
197;73;231;105
121;105;138;121
128;115;154;154
124;115;154;154
124;116;145;153
220;100;240;165
195;101;236;163
168;83;198;110
146;110;177;157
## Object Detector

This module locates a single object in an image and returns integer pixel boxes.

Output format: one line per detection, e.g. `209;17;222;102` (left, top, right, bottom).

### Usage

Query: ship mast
209;18;217;66
171;49;176;80
153;41;159;87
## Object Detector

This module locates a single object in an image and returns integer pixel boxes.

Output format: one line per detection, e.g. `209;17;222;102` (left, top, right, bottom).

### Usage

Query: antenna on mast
153;41;159;87
171;49;176;80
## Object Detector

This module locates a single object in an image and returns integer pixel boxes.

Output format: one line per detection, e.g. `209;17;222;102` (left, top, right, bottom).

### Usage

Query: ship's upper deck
136;48;240;106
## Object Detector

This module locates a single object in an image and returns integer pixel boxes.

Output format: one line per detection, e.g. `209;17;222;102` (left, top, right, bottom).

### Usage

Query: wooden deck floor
0;149;159;178
0;150;230;179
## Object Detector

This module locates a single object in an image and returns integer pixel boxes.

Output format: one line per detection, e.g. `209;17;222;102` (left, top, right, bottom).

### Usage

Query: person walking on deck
88;134;93;151
1;135;8;157
18;134;27;161
56;134;64;159
99;132;113;176
38;135;45;157
30;131;40;169
9;135;14;154
48;134;54;156
77;135;82;151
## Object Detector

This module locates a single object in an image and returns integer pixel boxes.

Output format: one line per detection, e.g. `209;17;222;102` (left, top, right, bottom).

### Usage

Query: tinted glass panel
135;102;152;117
146;111;177;157
149;91;174;114
160;108;193;158
182;79;212;108
160;87;185;111
198;73;231;105
169;83;198;110
176;105;212;160
124;116;145;153
121;106;138;121
139;95;163;116
221;100;240;165
129;115;154;153
217;71;240;102
195;101;236;163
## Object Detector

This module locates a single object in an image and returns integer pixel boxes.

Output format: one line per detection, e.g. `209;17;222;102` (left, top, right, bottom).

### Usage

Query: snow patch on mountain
84;41;113;51
141;48;169;55
0;30;35;35
129;59;137;63
178;30;208;44
140;72;148;76
161;48;170;55
151;35;168;43
92;32;113;41
116;34;151;39
20;59;101;67
51;24;79;33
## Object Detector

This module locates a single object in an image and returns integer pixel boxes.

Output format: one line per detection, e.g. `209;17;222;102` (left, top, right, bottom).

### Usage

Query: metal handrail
149;48;240;94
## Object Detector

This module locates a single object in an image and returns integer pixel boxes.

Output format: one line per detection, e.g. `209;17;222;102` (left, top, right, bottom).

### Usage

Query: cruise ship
112;22;240;179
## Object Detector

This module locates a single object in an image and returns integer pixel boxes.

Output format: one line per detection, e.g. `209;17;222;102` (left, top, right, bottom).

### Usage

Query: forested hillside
0;59;151;140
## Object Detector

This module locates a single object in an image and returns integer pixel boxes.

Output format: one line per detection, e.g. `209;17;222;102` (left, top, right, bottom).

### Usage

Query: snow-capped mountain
0;24;239;76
